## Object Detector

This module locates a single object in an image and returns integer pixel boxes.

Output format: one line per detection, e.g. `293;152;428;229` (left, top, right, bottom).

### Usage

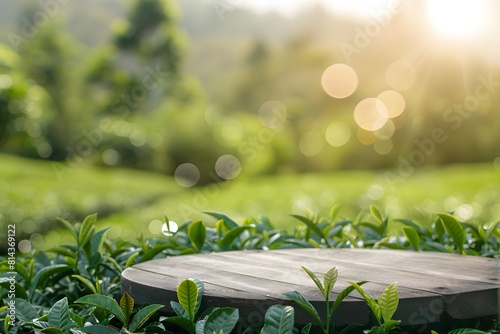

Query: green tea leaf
29;264;71;298
484;221;500;240
79;213;97;247
301;266;324;297
48;297;72;334
129;304;164;332
171;301;189;318
140;233;148;253
12;298;39;323
448;329;489;334
71;275;97;294
178;279;199;321
204;212;238;229
125;252;140;268
291;214;330;247
338;323;363;334
217;225;254;248
119;292;135;322
139;244;172;263
301;323;312;334
378;282;399;322
402;227;420;251
438;213;465;254
203;307;239;334
357;222;383;236
329;220;352;238
78;324;120;334
196;319;206;334
434;218;445;238
381;218;389;236
396;218;430;237
478;223;486;242
90;227;111;254
323;267;338;300
47;246;76;258
329;204;341;221
348;282;381;324
370;205;383;224
4;313;10;334
260;305;294;334
192;278;205;317
57;217;78;241
40;328;64;334
283;291;321;325
188;221;206;252
164;315;195;333
330;281;367;316
75;295;127;325
445;244;455;254
0;279;28;300
382;319;401;332
343;232;359;248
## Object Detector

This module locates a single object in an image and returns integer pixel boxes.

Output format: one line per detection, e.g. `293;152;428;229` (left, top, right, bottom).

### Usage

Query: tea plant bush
0;207;499;333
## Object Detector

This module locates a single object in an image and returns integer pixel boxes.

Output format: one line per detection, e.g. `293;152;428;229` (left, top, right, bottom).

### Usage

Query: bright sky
212;0;498;62
236;0;492;42
238;0;390;16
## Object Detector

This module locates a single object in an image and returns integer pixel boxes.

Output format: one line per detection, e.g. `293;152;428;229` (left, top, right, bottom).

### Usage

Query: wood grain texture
121;249;500;327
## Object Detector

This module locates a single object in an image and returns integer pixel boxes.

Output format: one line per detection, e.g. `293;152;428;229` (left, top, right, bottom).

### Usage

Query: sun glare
426;0;485;39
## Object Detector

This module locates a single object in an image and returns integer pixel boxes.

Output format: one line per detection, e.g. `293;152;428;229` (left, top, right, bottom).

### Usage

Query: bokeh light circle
319;192;336;207
354;98;388;131
377;90;406;118
102;149;120;166
30;233;44;249
357;128;377;145
321;64;358;99
215;154;241;180
455;204;474;221
147;132;163;149
325;122;351;147
130;130;147;147
373;139;393;155
162;221;179;236
259;100;287;129
0;74;13;89
37;142;53;158
18;240;32;253
494;157;500;171
386;60;416;91
214;117;244;147
174;163;200;187
149;219;163;234
299;131;324;157
367;184;384;200
373;119;395;140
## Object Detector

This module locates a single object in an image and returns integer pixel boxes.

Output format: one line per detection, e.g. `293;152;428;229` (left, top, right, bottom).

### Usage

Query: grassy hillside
0;154;181;246
2;154;499;251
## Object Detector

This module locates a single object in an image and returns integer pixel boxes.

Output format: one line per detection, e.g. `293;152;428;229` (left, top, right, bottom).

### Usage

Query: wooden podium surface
122;248;500;327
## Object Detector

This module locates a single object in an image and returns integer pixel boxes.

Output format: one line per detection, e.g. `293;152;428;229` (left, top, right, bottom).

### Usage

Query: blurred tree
86;0;187;116
17;20;86;160
84;0;225;183
0;43;54;158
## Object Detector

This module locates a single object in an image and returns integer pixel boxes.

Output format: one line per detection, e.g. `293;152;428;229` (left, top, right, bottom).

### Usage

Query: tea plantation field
1;153;499;249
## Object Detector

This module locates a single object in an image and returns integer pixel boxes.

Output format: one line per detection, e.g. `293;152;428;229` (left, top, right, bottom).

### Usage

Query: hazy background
1;0;500;250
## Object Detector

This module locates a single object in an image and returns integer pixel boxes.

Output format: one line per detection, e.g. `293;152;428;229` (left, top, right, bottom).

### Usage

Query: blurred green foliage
0;0;225;184
1;0;499;183
1;1;499;248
